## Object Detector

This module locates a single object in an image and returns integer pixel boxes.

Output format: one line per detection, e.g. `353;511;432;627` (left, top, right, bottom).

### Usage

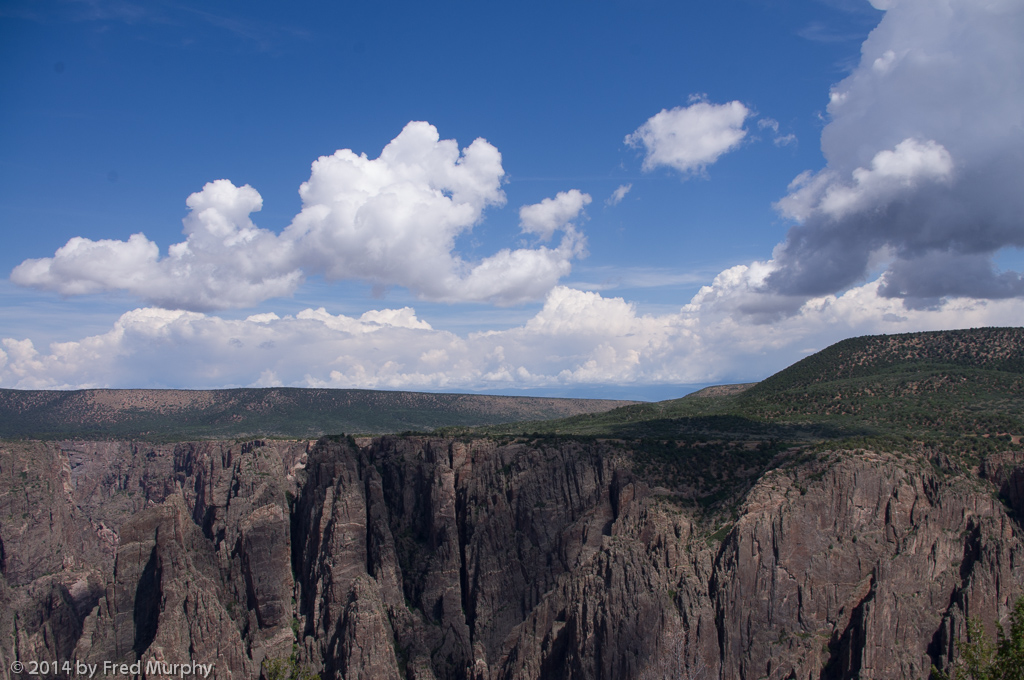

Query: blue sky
2;0;1023;398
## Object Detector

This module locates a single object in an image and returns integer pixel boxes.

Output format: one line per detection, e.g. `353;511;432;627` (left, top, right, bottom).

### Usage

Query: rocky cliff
2;435;1023;679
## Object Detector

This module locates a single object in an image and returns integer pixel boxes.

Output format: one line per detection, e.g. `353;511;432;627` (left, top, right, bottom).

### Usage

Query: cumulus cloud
12;122;588;309
626;99;751;175
5;282;1024;391
518;189;592;241
11;181;301;310
776;138;954;223
763;0;1024;307
605;184;632;206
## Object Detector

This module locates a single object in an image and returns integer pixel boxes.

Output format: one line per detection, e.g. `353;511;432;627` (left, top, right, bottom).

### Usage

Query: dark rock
2;437;1023;679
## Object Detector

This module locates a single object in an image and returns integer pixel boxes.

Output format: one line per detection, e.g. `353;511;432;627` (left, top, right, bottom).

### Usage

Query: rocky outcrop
2;436;1023;679
713;451;1024;679
1;439;307;679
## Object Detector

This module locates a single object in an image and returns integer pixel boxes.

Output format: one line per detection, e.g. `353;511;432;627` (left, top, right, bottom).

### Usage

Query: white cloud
11;122;589;310
518;189;592;241
11;181;301;311
5;280;1024;391
775;138;954;222
246;312;281;324
625;99;751;175
605;184;632;206
523;287;640;337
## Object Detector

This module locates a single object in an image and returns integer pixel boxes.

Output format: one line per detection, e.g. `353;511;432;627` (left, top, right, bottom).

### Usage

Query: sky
1;0;1023;399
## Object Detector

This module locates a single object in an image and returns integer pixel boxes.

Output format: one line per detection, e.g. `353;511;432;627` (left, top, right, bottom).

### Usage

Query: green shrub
933;596;1024;680
263;647;319;680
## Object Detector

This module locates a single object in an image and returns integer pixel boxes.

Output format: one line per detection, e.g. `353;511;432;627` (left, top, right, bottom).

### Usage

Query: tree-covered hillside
456;327;1024;446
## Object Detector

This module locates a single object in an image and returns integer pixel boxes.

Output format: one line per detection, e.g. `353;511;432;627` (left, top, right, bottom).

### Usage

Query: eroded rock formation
2;436;1022;679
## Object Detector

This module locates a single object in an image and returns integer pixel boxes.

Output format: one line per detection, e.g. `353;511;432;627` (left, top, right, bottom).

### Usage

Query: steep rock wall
1;439;307;679
2;437;1023;680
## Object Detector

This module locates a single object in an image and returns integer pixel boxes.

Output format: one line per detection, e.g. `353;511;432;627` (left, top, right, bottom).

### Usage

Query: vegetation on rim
0;387;637;441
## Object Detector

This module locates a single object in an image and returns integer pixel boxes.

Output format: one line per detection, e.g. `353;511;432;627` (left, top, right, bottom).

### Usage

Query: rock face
1;439;307;679
2;436;1023;679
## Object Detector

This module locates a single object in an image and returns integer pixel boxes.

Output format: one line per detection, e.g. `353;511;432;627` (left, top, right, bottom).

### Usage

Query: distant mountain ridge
0;387;639;440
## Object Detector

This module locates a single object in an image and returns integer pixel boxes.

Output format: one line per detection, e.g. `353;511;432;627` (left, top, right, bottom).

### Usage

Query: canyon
3;433;1022;679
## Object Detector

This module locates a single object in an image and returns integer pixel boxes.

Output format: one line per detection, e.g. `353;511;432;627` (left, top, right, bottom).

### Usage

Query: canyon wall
2;436;1022;679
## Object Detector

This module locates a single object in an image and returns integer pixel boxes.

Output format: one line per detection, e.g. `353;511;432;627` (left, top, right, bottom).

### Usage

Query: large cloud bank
12;122;589;310
3;282;1022;390
761;0;1024;311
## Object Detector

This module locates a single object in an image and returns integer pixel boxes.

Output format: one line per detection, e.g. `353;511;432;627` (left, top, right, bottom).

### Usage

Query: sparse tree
933;596;1024;680
263;648;320;680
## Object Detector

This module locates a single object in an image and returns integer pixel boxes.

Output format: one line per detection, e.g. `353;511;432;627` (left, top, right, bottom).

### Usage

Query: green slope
457;327;1024;444
747;327;1024;395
